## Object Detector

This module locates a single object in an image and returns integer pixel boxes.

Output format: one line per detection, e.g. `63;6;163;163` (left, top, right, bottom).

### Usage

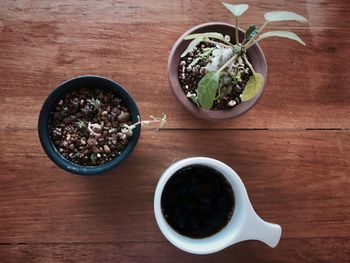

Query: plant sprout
76;119;87;129
121;113;167;137
181;2;308;110
87;98;101;113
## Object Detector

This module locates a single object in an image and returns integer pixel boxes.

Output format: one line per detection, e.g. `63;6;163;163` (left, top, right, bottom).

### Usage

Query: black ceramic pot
38;75;141;175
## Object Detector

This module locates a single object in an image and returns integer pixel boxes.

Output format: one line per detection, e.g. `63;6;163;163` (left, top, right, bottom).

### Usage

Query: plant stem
245;37;262;49
244;21;268;49
217;54;238;74
129;119;161;129
235;17;239;45
204;39;232;48
243;54;255;74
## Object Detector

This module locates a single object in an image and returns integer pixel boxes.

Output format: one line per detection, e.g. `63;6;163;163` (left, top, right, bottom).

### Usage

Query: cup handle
235;207;282;248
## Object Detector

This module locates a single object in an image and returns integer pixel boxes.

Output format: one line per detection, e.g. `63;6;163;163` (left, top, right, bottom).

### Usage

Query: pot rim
167;22;268;121
38;75;141;175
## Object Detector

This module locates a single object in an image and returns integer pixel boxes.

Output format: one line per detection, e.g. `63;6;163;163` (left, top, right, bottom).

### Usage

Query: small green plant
121;113;167;137
87;98;101;113
182;3;307;110
76;119;87;129
90;153;97;165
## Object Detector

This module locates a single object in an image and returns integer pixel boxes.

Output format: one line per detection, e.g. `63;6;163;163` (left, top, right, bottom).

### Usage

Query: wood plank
0;0;349;28
0;130;349;243
0;1;349;262
0;238;349;263
0;23;349;128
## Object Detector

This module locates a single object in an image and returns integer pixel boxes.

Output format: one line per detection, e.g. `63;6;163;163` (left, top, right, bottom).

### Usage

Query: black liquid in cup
161;165;235;238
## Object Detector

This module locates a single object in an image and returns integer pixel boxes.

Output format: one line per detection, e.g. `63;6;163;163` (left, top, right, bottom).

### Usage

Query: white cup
154;157;282;254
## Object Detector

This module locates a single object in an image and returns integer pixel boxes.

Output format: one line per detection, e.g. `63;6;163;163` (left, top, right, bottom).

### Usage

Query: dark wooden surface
0;1;349;262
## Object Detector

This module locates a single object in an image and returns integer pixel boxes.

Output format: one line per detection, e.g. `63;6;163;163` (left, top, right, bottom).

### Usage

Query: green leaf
199;48;213;58
240;73;264;102
184;32;225;41
264;11;307;23
181;37;203;57
223;3;249;17
189;57;201;67
245;24;258;42
196;72;220;110
190;95;200;106
259;30;305;45
90;153;97;164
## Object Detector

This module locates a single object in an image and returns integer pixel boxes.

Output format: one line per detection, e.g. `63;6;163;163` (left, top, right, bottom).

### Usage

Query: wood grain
0;2;350;129
0;0;349;262
0;0;349;28
0;130;349;243
0;238;349;263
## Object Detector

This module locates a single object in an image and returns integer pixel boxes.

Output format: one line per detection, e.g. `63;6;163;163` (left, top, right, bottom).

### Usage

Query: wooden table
0;0;349;262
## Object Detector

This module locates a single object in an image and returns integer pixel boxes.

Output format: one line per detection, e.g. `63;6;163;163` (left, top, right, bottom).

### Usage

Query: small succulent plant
181;2;308;110
87;98;101;112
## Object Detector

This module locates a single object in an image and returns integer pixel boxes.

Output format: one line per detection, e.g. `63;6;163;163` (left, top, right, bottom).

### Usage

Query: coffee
161;165;235;238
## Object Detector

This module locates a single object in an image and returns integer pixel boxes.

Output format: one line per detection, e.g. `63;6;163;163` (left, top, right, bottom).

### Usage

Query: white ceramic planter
154;157;282;254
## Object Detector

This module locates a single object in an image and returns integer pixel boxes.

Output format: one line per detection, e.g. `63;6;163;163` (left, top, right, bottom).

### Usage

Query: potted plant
38;75;166;175
167;3;307;120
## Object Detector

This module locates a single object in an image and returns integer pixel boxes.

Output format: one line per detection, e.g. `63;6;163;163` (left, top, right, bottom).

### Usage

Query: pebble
228;100;237;107
117;111;131;122
101;111;108;116
180;61;186;66
92;146;99;153
103;145;111;153
186;66;192;72
111;107;121;116
87;138;97;146
80;139;86;145
234;85;242;92
62;140;68;147
200;67;206;74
